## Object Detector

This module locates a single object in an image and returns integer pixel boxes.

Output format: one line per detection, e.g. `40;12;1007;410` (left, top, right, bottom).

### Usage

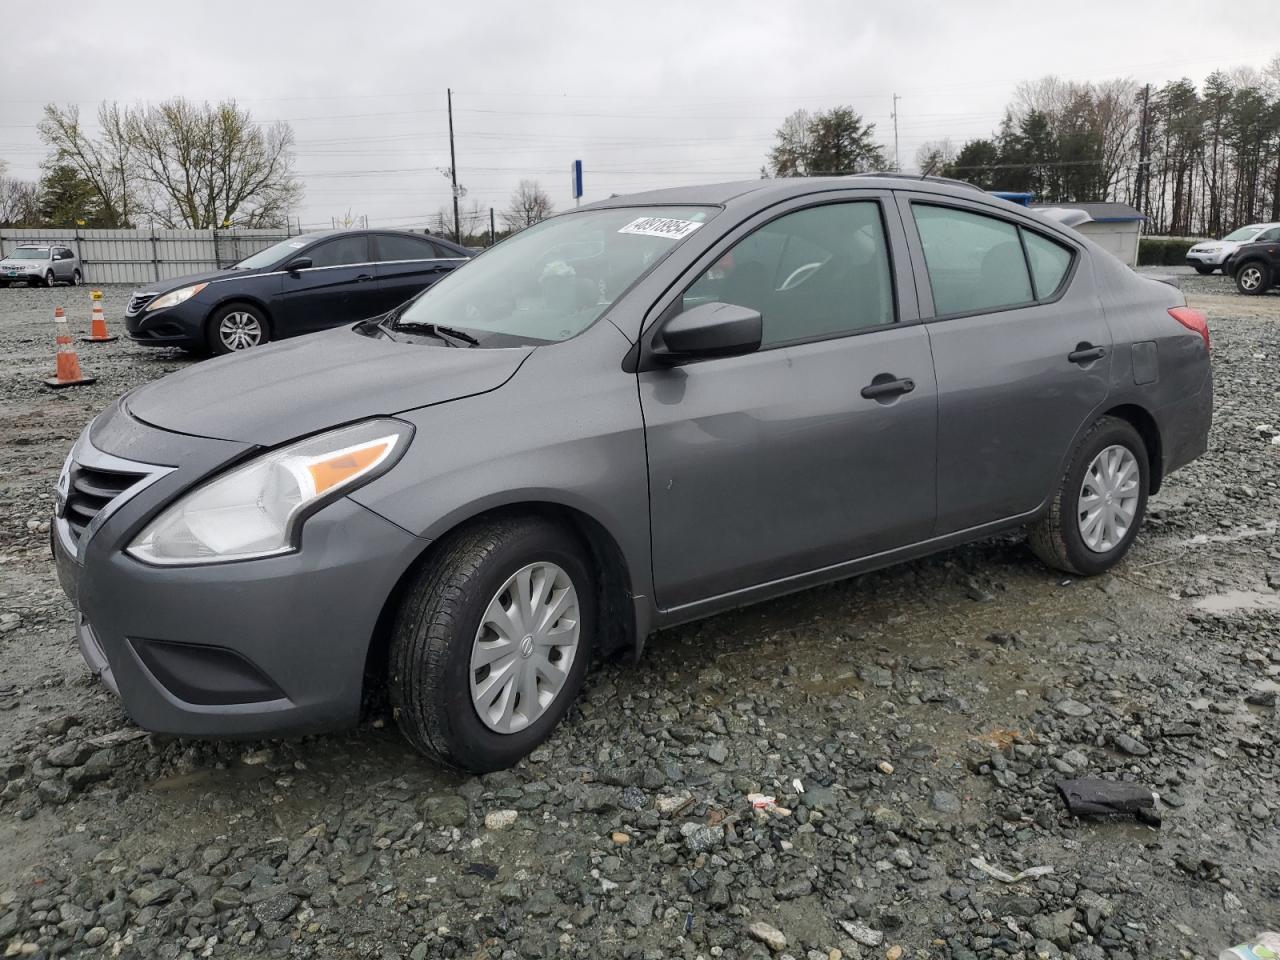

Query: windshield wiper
391;319;479;346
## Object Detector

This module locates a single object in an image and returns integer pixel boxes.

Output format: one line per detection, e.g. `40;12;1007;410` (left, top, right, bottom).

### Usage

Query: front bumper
52;402;426;737
1184;249;1229;267
1;266;45;281
124;299;208;348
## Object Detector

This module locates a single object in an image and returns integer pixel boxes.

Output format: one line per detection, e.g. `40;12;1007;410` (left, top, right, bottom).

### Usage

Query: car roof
576;174;990;211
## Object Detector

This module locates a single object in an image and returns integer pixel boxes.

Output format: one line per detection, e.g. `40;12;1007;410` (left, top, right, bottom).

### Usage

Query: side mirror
653;301;762;364
286;256;313;273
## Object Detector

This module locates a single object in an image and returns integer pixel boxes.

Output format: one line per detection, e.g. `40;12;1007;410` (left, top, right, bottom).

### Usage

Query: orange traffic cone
44;306;96;389
80;290;117;343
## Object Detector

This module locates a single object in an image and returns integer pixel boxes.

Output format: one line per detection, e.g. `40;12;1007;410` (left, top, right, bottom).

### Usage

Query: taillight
1169;306;1210;351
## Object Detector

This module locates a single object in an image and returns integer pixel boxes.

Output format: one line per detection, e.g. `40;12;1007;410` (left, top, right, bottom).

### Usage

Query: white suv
1186;224;1280;275
0;243;82;287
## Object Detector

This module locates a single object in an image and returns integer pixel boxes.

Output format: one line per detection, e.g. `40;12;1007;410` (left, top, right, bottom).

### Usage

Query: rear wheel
207;303;269;354
1236;262;1270;295
69;268;81;286
1029;416;1148;576
1193;265;1215;275
389;516;595;772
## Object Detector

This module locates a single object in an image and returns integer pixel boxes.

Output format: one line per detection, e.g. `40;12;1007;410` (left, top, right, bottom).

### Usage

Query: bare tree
502;180;553;230
38;102;136;227
127;99;302;228
433;198;485;241
0;176;40;225
914;138;957;174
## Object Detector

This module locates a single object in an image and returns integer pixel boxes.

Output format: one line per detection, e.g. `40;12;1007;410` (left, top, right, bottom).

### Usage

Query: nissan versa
123;229;472;354
53;176;1212;772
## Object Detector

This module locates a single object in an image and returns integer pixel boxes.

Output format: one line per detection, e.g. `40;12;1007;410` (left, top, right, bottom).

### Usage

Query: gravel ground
0;276;1278;960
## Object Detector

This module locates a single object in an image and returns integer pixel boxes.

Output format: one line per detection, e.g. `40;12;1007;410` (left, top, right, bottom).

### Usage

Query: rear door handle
1068;344;1106;365
860;376;916;401
356;273;374;282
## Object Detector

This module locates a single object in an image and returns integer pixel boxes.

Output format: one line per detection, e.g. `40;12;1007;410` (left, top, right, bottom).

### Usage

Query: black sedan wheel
207;303;270;354
1236;262;1270;296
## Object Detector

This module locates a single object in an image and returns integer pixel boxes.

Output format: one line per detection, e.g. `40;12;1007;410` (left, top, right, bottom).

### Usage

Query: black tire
1029;416;1149;576
389;516;596;772
206;302;270;355
1193;265;1215;275
0;281;8;289
1235;261;1270;296
44;270;55;288
69;269;81;286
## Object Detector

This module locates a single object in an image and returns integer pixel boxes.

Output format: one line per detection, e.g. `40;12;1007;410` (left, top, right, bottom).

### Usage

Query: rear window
1022;231;1073;299
912;204;1033;315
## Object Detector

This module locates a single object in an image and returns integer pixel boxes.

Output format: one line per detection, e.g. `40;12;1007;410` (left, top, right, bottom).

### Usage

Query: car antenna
920;158;939;180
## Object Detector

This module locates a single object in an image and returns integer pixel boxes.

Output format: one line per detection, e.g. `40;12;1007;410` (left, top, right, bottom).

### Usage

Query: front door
278;234;380;335
898;194;1113;534
640;195;938;611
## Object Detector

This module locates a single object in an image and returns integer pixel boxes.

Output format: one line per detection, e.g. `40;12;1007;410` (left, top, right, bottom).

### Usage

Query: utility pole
891;94;901;173
489;207;496;246
1134;84;1152;215
447;88;461;245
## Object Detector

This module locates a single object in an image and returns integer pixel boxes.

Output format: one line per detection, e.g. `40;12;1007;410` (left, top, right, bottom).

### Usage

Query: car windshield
8;248;49;259
394;206;717;343
232;236;315;270
1223;226;1263;242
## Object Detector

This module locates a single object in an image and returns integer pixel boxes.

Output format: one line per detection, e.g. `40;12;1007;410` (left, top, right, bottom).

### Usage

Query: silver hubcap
470;561;580;734
1078;444;1140;553
1240;267;1262;291
219;312;263;350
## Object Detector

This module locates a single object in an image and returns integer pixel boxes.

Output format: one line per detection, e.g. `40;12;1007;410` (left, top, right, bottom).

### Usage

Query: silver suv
0;243;82;287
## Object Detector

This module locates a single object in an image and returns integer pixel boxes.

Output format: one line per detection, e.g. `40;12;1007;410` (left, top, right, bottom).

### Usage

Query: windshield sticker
618;217;703;240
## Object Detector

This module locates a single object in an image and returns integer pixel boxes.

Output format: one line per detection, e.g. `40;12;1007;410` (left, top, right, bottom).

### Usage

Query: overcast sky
1;0;1275;231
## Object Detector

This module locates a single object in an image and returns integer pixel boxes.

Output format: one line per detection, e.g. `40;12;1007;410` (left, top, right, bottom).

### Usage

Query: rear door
896;193;1111;534
371;233;455;313
277;235;378;335
640;192;938;610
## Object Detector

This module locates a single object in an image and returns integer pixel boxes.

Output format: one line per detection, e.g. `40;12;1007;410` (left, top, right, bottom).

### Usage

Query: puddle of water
1193;590;1280;614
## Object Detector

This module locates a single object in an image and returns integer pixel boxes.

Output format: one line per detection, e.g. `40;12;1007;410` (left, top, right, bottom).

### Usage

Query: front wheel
389;516;595;772
44;270;55;288
1193;265;1215;276
1236;262;1270;295
207;303;269;354
1029;416;1148;576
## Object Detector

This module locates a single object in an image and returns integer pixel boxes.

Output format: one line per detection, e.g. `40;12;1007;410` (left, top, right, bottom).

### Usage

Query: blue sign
571;160;583;200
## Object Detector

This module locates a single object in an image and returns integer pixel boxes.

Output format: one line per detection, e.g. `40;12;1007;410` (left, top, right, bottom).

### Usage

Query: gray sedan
52;175;1212;771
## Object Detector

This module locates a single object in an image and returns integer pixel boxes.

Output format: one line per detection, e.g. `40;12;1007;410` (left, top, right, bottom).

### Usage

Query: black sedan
124;229;472;354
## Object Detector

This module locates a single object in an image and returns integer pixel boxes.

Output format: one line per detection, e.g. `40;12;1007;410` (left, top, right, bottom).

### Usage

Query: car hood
133;266;256;294
125;325;534;446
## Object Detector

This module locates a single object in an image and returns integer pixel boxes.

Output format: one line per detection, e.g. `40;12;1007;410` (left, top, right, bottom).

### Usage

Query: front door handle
355;273;374;282
860;375;916;401
1068;343;1106;365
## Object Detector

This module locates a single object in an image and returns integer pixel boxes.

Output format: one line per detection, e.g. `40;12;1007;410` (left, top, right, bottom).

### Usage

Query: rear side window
1022;231;1073;299
430;241;464;259
912;204;1033;315
306;235;369;268
683;201;895;347
376;234;437;262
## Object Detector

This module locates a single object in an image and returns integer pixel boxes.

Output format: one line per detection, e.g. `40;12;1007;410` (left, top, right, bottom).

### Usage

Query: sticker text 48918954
617;217;704;240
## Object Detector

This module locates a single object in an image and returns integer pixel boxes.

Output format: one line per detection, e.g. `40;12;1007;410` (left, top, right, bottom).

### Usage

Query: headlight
146;283;209;311
128;419;412;565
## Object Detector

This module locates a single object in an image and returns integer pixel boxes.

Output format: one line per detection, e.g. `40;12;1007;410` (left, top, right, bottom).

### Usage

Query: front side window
376;234;436;262
683;201;894;347
307;235;370;269
395;206;716;343
913;204;1033;315
1256;227;1280;243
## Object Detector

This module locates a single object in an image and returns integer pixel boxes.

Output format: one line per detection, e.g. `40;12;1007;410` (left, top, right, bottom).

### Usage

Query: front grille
126;293;157;316
64;463;146;544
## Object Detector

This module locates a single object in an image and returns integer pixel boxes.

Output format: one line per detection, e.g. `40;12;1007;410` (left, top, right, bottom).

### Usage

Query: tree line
768;57;1280;238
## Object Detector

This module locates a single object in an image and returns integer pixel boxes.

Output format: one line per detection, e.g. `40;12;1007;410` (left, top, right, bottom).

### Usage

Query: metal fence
0;227;294;285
